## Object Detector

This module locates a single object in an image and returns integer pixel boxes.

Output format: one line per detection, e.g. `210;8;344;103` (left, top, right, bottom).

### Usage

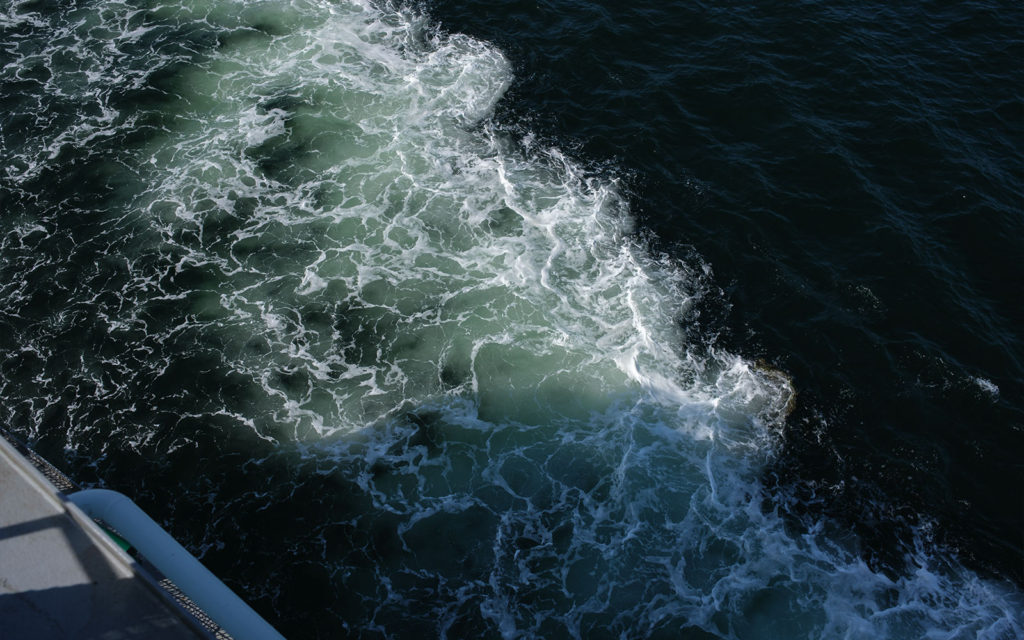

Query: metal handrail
68;489;284;640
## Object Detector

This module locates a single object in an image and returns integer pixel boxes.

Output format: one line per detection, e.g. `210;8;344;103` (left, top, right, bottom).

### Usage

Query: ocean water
0;0;1021;638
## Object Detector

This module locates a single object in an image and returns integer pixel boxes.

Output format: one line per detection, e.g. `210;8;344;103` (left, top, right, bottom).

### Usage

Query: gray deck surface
0;436;208;639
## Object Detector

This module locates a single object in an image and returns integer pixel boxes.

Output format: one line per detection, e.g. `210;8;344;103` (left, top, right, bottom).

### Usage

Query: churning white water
0;0;1020;637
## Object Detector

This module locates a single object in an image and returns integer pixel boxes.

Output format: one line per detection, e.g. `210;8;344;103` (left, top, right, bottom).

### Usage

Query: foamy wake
0;0;1019;637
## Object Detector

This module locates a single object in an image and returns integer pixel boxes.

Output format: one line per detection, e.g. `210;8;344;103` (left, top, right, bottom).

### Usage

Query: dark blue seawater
1;0;1021;638
427;0;1024;581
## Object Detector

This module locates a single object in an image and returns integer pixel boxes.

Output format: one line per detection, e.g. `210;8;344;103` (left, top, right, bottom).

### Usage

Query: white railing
69;489;285;640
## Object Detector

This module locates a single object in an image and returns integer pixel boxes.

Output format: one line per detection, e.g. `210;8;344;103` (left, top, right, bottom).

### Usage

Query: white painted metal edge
68;489;285;640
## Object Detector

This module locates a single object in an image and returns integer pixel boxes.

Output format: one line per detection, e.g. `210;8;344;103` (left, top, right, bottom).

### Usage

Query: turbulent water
1;0;1021;638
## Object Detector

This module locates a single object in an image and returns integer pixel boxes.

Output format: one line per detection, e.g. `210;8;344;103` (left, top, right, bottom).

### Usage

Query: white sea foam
973;376;999;398
0;0;1020;637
